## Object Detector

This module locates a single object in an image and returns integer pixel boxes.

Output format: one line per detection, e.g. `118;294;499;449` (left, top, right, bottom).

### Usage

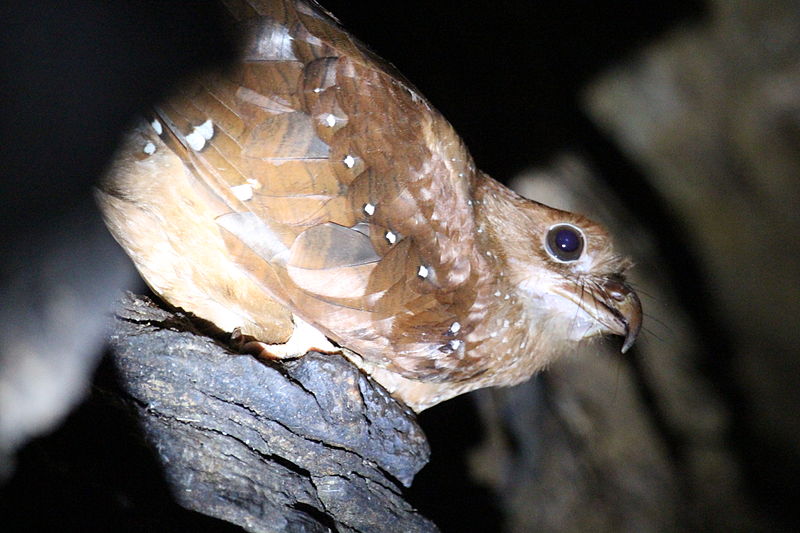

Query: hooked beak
599;277;642;353
555;276;642;353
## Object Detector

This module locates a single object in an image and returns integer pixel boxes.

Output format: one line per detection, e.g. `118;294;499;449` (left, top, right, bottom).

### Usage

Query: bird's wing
155;0;494;380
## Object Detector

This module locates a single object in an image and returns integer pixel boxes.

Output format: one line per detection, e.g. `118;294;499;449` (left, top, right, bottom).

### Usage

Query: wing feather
155;0;493;380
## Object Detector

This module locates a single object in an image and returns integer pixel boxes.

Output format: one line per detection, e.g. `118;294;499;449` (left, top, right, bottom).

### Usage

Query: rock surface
108;292;436;533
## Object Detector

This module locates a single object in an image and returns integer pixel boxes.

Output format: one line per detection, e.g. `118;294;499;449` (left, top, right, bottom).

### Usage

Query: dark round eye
546;224;584;262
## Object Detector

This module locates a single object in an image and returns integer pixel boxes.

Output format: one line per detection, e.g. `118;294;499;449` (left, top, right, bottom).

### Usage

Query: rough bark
108;292;436;533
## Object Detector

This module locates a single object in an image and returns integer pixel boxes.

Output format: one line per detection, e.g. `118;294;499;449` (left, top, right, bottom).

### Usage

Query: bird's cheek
506;262;553;298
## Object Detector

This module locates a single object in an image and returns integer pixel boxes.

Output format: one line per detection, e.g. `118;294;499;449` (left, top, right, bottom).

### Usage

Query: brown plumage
98;0;641;411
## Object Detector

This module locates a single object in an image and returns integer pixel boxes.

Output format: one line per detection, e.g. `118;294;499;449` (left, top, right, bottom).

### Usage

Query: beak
555;276;642;353
597;277;642;353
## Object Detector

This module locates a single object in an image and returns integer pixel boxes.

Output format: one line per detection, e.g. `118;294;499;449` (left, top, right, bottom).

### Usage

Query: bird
97;0;641;412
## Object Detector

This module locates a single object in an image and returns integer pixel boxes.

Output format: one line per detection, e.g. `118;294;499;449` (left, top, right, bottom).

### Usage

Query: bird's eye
546;224;584;262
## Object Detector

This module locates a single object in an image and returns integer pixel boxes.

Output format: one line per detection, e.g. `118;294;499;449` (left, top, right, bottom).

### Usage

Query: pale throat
510;258;609;346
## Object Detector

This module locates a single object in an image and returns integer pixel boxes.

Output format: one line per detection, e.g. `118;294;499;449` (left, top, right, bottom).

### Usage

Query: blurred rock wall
470;1;800;531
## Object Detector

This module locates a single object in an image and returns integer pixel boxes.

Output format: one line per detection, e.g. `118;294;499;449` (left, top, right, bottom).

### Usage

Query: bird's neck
460;174;569;385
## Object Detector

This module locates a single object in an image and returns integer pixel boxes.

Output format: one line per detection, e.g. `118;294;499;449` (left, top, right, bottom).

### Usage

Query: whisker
642;312;674;336
622;283;658;301
589;279;615;331
571;277;587;332
639;326;666;344
611;353;623;404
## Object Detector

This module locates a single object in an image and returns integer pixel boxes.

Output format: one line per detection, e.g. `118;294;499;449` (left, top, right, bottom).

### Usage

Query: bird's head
479;180;642;354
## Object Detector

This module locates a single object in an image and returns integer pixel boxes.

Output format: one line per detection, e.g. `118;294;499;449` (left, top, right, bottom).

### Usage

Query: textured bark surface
108;292;436;533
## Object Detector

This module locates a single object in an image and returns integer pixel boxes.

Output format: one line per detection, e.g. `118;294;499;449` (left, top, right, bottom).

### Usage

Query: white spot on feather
186;120;214;151
196;119;214;140
449;339;462;350
324;114;336;127
143;141;156;155
186;131;205;151
449;321;461;334
150;119;162;135
363;203;375;216
417;265;429;279
385;230;397;244
343;154;356;168
230;184;253;202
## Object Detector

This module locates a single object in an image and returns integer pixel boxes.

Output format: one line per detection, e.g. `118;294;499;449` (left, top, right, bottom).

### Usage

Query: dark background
8;1;797;531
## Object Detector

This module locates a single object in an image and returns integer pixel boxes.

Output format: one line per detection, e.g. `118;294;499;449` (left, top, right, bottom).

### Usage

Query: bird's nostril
603;279;628;302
